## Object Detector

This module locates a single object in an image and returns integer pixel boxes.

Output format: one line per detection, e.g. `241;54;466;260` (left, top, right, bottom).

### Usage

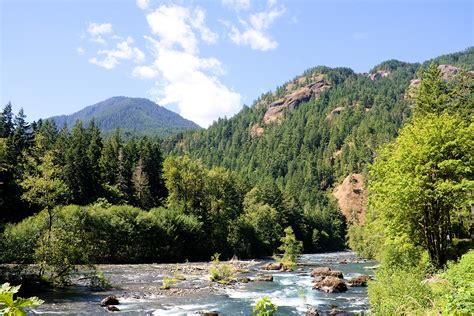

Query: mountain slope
48;96;200;137
163;47;474;209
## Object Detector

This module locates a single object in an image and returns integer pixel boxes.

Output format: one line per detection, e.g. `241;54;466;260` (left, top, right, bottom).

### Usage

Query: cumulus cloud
146;5;218;53
133;65;159;79
136;0;149;10
228;7;284;51
136;5;241;127
87;22;113;44
222;0;250;10
89;37;145;69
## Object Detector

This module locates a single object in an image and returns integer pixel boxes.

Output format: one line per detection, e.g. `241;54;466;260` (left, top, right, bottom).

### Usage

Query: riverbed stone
237;276;252;283
195;311;219;316
347;274;370;287
313;276;347;293
100;295;119;306
255;274;273;282
264;262;283;270
106;305;120;312
311;267;343;279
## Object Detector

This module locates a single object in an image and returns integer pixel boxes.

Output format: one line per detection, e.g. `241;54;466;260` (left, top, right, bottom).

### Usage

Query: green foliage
253;297;278;316
49;96;199;138
209;253;235;284
438;251;474;314
160;276;177;290
87;270;112;291
0;283;44;316
368;267;433;315
368;251;474;315
275;226;302;269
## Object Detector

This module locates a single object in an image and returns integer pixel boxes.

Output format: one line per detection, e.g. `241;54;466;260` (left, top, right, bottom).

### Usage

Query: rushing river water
31;252;375;315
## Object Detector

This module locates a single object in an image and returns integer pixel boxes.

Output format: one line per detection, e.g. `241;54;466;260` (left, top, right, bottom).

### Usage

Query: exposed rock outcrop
406;64;462;99
369;70;391;81
313;276;348;293
264;262;283;270
255;274;274;282
101;295;119;307
347;274;370;287
263;78;331;124
250;124;265;138
311;267;343;279
326;106;345;120
333;173;368;224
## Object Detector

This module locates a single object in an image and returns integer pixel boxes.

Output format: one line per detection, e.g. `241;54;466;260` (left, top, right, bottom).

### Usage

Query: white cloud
136;0;149;10
228;7;284;51
149;47;241;127
77;46;85;55
222;0;250;10
191;8;219;44
89;37;145;69
87;22;113;44
140;5;241;127
133;65;159;79
146;5;218;54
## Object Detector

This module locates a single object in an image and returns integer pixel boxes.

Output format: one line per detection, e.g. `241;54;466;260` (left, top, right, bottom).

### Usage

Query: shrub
274;226;302;269
253;297;277;316
209;253;235;285
0;283;44;316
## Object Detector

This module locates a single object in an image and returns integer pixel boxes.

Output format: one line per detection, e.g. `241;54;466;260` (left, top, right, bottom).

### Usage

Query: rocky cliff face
262;75;331;125
406;64;463;99
333;173;368;225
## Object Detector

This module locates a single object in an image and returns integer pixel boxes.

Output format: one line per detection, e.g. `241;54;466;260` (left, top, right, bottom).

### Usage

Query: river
31;251;375;315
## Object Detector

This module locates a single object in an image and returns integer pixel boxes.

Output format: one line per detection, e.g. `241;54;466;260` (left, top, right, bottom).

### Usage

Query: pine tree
0;102;14;138
132;157;152;209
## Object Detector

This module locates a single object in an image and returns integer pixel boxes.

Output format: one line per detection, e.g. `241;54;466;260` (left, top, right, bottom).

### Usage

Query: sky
1;0;473;127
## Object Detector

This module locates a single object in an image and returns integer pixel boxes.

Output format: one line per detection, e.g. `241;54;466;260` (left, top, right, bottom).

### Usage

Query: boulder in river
195;311;219;316
237;276;252;283
100;295;119;306
313;276;348;293
311;267;343;279
347;274;370;287
255;274;274;282
264;262;283;270
106;305;120;312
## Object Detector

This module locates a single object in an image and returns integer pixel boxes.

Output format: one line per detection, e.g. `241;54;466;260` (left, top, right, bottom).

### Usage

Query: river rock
106;305;120;312
195;311;219;316
255;274;273;282
100;295;119;306
347;274;370;287
330;307;344;315
264;262;283;270
237;276;252;283
311;267;343;279
313;276;347;293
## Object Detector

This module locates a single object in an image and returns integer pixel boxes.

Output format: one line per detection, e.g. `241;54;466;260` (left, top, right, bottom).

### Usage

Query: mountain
48;96;200;137
163;47;474;212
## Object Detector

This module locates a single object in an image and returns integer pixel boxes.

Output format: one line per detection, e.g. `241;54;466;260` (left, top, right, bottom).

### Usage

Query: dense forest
0;47;473;310
48;96;200;138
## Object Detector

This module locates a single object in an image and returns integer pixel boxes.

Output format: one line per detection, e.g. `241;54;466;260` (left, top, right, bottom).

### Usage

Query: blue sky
1;0;473;127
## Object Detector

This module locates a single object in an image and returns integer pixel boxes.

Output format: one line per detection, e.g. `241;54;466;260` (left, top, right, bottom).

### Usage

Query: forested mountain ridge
48;96;200;137
164;47;474;215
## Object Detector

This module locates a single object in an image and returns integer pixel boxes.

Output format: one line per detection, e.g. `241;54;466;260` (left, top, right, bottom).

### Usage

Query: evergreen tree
0;102;14;138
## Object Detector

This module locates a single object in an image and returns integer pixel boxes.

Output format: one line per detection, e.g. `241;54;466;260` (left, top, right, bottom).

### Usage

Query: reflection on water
31;251;375;315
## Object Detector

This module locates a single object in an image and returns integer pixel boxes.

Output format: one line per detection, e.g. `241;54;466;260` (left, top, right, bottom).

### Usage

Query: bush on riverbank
369;250;474;315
